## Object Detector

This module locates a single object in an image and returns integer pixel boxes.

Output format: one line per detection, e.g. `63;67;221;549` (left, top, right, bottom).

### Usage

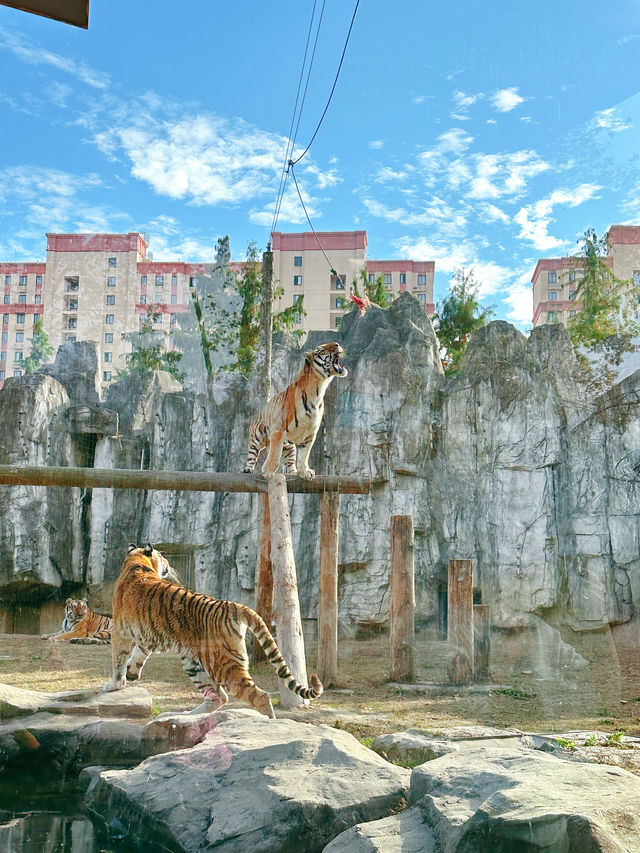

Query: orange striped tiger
243;341;348;480
42;598;113;644
103;544;323;718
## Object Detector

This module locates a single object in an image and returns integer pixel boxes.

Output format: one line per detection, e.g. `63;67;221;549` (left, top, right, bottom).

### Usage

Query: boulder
87;713;410;853
371;730;459;766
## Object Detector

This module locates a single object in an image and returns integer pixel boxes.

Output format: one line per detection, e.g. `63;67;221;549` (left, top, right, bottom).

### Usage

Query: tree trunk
389;515;415;682
318;490;339;685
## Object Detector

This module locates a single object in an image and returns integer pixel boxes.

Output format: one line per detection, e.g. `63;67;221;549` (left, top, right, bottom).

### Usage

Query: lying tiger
103;543;323;718
42;598;113;644
243;341;348;480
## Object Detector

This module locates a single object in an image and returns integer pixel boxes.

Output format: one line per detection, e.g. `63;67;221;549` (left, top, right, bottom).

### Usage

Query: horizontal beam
0;465;374;495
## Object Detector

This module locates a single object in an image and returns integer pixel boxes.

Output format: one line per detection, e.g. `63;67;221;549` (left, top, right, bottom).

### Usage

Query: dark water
0;794;121;853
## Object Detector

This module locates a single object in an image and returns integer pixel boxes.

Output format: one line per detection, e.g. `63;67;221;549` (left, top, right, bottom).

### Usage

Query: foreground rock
370;725;520;766
87;712;410;853
0;682;152;720
325;738;640;852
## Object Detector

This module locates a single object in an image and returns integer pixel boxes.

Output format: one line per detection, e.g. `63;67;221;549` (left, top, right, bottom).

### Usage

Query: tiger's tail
245;609;323;700
242;419;267;474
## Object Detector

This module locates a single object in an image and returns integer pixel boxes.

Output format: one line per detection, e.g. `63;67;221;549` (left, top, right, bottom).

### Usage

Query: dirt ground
2;624;639;742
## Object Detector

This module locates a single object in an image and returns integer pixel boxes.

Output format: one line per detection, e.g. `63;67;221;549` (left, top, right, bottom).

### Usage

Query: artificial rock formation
0;294;638;671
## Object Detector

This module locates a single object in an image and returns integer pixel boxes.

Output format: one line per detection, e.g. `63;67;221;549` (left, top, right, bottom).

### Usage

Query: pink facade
272;231;368;252
46;232;148;256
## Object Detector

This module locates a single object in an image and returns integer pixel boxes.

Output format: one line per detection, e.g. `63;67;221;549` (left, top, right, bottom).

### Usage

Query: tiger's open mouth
333;352;348;377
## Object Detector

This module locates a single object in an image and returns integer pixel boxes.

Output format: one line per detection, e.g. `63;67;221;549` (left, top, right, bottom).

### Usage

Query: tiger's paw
103;678;125;693
261;464;277;480
297;467;315;481
242;466;254;474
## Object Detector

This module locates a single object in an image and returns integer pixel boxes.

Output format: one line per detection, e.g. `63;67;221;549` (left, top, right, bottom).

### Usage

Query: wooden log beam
0;465;373;494
389;515;415;682
267;474;308;709
317;490;339;686
447;559;474;686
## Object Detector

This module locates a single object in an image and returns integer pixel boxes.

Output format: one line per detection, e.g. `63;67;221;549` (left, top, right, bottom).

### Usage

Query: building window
36;275;42;286
106;294;115;306
569;310;576;317
108;257;117;267
67;335;76;343
569;290;577;301
3;295;8;305
0;352;5;362
13;370;22;378
417;274;427;286
416;293;426;304
15;332;23;343
107;276;116;287
2;315;8;324
105;332;113;343
293;294;303;322
68;298;78;310
400;273;406;285
331;273;346;290
34;294;41;305
368;273;375;283
14;351;23;362
65;277;79;292
16;314;25;324
155;274;164;287
547;311;558;323
4;275;9;286
170;313;177;325
171;274;178;287
170;293;177;304
383;274;392;285
548;271;557;283
548;291;558;301
67;317;77;329
633;270;640;286
18;275;27;287
0;371;4;380
294;256;303;267
568;270;576;282
104;352;112;363
140;275;147;286
18;294;26;304
103;371;111;381
153;313;162;324
293;275;302;286
105;314;114;324
189;276;196;286
1;333;5;343
140;294;147;304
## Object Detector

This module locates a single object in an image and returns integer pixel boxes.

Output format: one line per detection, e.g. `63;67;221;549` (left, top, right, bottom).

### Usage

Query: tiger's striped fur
243;341;348;480
103;544;323;718
42;598;113;645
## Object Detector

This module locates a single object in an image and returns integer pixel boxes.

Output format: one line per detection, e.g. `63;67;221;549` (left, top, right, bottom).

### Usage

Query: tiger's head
65;598;88;626
126;543;180;583
305;342;348;379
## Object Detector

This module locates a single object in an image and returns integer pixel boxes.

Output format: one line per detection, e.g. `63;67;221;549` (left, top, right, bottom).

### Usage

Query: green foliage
358;736;374;749
118;307;183;381
607;729;626;746
435;268;493;375
23;318;54;374
490;687;537;700
352;268;390;308
584;734;598;747
556;737;576;751
568;229;638;349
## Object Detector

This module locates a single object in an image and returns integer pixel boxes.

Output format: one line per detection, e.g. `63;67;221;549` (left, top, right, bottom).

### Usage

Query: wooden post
447;559;474;685
389;515;415;682
252;492;273;661
267;473;308;708
317;490;339;686
473;604;490;682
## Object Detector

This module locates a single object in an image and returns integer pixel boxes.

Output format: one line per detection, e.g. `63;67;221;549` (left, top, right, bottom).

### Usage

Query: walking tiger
103;544;323;718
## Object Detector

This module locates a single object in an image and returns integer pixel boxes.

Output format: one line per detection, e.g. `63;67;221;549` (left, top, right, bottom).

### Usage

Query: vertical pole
473;604;490;682
251;492;273;661
389;515;415;682
260;249;273;402
447;559;474;685
318;489;339;686
268;473;308;708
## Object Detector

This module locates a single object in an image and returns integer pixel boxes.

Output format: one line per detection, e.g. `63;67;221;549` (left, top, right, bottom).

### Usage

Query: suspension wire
290;0;360;167
289;163;344;289
270;0;320;239
291;0;327;154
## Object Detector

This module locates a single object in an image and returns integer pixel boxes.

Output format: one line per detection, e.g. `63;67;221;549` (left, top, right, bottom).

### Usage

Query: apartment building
0;263;46;384
271;230;435;330
532;225;640;327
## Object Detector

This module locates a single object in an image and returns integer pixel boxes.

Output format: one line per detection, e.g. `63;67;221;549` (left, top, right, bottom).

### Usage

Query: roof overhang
0;0;89;28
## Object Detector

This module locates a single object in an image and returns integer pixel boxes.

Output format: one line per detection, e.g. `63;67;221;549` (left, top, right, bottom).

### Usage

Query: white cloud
514;183;601;251
478;203;510;223
466;150;550;200
503;268;536;327
374;166;409;183
590;106;632;133
364;197;468;232
491;87;525;112
369;140;384;149
0;25;109;89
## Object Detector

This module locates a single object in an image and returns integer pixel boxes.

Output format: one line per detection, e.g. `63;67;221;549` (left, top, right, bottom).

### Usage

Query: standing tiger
42;598;112;644
103;544;323;718
242;341;348;480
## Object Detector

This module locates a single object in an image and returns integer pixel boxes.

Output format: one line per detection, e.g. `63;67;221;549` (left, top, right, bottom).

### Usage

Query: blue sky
1;0;640;327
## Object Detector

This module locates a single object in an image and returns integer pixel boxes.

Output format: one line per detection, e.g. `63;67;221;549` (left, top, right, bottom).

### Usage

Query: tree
567;229;638;348
353;268;390;308
435;268;493;375
118;307;183;381
23;317;54;374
